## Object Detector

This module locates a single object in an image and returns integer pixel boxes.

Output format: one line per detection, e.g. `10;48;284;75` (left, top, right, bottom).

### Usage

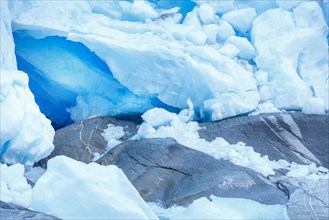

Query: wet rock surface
199;112;329;168
0;201;59;220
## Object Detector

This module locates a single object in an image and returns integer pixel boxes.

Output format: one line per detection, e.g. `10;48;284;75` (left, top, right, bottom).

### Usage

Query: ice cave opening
13;31;177;129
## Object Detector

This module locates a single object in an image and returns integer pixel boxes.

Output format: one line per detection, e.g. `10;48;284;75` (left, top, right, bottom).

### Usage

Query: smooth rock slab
99;138;288;207
40;116;139;165
286;179;329;219
199;112;329;168
0;201;59;220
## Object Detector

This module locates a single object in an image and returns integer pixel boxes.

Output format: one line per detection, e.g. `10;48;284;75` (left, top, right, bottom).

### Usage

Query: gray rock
99;138;288;207
41;116;138;165
286;179;329;219
0;201;59;220
199;112;329;168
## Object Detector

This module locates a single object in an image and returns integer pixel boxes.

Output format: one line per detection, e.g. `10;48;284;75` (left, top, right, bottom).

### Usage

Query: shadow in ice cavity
14;32;178;129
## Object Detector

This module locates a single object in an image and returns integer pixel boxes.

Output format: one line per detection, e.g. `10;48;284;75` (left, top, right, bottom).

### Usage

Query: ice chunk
101;124;125;150
276;0;303;10
193;0;234;14
234;0;278;14
186;30;207;45
252;2;329;110
225;36;256;59
203;24;219;44
217;20;235;41
149;195;289;219
142;108;178;127
218;43;240;58
198;4;215;25
31;156;158;219
119;0;158;22
221;7;256;34
0;163;32;208
302;97;326;115
0;70;54;167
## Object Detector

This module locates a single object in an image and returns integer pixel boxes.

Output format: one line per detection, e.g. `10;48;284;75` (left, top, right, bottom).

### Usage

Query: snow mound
0;163;32;208
150;195;289;219
30;156;158;220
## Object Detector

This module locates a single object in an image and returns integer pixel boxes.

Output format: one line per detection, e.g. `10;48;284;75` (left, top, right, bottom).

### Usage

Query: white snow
222;7;257;34
0;163;32;208
149;195;289;220
30;156;158;220
302;97;326;115
101;124;125;150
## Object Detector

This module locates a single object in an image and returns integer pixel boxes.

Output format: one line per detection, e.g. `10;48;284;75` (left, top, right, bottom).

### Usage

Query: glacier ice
1;0;328;169
14;34;155;128
31;156;159;219
252;2;329;110
221;7;256;34
0;163;32;208
302;97;326;115
1;1;54;167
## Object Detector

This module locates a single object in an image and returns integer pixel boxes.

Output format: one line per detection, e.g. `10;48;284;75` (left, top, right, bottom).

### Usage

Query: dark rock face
0;201;59;220
99;138;288;207
199;112;329;168
41;116;138;165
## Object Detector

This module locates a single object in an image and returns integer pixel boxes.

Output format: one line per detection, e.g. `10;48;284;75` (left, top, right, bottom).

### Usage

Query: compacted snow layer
31;156;158;220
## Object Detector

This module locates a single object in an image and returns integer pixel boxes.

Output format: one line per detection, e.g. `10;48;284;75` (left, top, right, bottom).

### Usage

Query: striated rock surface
0;201;59;220
99;138;288;207
199;112;329;168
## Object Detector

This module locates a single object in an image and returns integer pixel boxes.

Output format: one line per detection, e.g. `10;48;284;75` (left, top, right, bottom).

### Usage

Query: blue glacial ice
1;0;328;166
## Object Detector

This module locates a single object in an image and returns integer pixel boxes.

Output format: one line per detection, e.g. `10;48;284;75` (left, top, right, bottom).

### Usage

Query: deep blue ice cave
13;31;178;129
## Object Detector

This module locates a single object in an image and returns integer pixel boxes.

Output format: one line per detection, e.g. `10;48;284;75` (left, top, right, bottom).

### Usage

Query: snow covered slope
0;0;328;165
